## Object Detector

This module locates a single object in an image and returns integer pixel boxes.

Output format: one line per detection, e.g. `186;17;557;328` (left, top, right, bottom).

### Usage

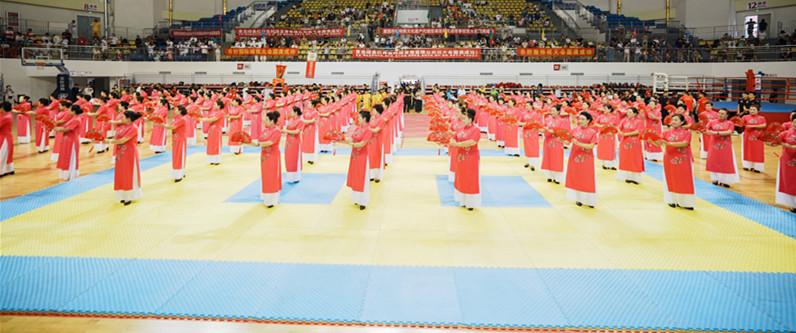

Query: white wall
3;58;795;96
113;0;156;30
0;1;103;32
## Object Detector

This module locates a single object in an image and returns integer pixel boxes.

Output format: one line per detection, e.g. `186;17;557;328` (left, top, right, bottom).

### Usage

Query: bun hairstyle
372;104;384;115
292;106;302;116
627;107;639;115
1;102;11;112
119;101;130;109
359;110;371;123
177;105;188;116
215;99;225;109
38;98;49;105
266;111;280;124
672;114;686;123
253;95;262;102
60;100;73;108
70;104;84;115
234;98;242;105
124;110;143;122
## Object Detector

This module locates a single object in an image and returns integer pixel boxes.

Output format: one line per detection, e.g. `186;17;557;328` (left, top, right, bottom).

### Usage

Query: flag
633;29;637;39
396;27;400;39
541;29;545;40
347;25;351;36
444;28;448;39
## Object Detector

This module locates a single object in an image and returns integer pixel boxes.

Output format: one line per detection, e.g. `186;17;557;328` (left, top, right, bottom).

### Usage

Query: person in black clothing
70;84;81;102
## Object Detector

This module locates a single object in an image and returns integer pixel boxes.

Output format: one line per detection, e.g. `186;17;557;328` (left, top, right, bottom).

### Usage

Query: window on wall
743;15;758;38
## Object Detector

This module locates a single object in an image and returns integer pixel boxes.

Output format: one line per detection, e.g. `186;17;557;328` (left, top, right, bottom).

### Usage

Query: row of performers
425;92;796;213
0;91;406;209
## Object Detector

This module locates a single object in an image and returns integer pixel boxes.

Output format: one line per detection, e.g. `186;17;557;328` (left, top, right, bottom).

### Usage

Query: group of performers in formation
0;84;795;213
0;85;405;209
423;88;796;212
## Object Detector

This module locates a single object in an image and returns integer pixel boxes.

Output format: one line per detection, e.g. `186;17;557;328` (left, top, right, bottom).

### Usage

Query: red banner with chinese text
378;27;495;36
517;48;595;57
225;48;298;57
170;30;223;38
352;48;481;59
235;28;345;38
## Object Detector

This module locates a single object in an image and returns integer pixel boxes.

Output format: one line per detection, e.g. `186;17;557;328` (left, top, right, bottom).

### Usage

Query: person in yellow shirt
361;90;372;111
91;19;102;38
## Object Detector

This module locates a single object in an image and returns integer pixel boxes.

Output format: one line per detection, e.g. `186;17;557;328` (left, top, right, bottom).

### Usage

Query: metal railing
2;43;794;63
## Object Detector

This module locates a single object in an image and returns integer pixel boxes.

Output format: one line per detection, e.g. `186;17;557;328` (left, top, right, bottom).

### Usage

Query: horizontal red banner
235;28;345;38
378;28;495;36
517;48;595;57
225;48;298;57
170;30;223;38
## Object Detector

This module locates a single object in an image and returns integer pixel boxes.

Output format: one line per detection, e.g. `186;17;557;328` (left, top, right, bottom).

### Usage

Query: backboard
21;47;65;67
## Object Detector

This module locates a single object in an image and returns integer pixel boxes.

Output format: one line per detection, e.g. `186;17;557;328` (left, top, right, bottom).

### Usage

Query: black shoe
790;208;796;213
359;205;366;210
175;178;182;183
97;149;106;154
576;201;582;206
374;179;380;183
712;181;719;186
120;200;124;203
308;161;314;165
530;166;535;171
611;167;617;170
514;154;520;157
370;178;374;182
753;169;760;173
8;171;13;175
524;164;529;168
668;203;676;208
267;205;274;208
588;205;594;208
553;180;560;184
602;166;607;170
234;152;240;155
154;151;163;154
632;181;640;185
722;183;730;188
123;201;131;206
743;168;749;171
547;178;552;182
683;207;694;210
468;208;473;211
626;180;632;184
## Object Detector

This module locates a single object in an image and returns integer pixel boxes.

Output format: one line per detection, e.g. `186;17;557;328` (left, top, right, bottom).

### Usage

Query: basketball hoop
35;62;47;67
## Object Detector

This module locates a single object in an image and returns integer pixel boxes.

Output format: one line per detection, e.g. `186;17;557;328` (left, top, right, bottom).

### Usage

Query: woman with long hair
154;105;188;182
565;112;599;208
282;106;305;183
617;107;645;185
706;108;740;187
342;110;373;210
53;104;83;180
106;111;143;205
450;108;481;211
